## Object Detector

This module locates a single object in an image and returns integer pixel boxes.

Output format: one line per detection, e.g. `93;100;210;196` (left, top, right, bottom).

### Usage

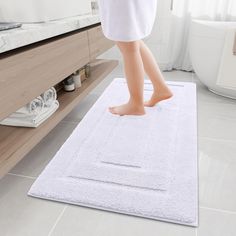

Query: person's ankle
128;99;144;108
155;85;172;94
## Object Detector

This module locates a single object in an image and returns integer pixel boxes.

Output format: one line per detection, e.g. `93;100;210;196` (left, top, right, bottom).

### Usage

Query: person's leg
139;40;173;107
109;40;145;116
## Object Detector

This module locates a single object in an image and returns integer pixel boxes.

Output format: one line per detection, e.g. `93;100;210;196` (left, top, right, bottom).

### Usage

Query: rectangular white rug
28;78;198;227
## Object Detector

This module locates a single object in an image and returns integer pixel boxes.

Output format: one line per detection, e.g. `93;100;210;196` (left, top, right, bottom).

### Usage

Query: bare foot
144;88;173;107
109;101;145;116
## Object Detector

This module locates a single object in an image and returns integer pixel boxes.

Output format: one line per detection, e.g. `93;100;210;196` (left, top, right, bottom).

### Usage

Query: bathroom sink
0;0;91;23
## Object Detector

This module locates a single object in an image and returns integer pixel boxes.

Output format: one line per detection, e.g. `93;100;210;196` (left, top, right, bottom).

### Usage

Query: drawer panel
88;25;115;60
0;31;89;120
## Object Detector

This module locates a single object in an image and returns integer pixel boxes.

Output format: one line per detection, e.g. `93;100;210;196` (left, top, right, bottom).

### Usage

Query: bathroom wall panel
88;25;114;60
0;30;90;120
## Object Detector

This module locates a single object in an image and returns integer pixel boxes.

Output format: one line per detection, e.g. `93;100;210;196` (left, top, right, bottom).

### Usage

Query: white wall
144;0;173;69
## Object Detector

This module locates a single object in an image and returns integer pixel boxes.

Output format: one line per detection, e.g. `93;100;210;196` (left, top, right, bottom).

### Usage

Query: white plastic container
73;74;82;88
0;0;91;23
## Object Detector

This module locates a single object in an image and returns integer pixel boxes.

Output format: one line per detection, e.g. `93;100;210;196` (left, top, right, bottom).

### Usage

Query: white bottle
72;72;82;88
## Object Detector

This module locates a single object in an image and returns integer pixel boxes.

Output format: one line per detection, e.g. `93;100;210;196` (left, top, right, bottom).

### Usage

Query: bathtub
0;0;91;23
189;20;236;99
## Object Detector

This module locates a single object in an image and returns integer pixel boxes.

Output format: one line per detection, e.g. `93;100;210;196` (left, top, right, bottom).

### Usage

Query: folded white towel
14;96;44;117
98;0;157;41
7;86;57;120
0;100;59;128
40;87;57;107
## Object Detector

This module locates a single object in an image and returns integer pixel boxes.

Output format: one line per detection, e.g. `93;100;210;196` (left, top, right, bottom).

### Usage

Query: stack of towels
0;87;59;128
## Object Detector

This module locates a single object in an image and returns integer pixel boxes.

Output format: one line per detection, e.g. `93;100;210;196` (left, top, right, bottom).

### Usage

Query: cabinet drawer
88;25;115;60
0;31;89;120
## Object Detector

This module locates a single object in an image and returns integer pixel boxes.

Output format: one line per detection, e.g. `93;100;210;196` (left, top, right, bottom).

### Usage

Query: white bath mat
28;78;198;227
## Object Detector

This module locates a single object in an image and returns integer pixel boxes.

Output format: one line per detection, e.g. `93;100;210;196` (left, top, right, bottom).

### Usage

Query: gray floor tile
10;121;78;178
62;93;100;122
0;174;65;236
50;205;196;236
162;70;194;82
197;100;236;140
199;137;236;211
193;75;236;105
194;73;236;140
198;207;236;236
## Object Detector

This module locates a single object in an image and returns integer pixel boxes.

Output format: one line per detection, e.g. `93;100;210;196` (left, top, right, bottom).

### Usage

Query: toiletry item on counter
91;1;99;15
0;86;59;128
80;67;87;82
71;63;91;88
63;76;75;92
72;70;82;88
85;63;91;78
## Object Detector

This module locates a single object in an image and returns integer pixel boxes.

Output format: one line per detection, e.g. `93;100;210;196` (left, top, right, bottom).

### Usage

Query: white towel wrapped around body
97;0;157;42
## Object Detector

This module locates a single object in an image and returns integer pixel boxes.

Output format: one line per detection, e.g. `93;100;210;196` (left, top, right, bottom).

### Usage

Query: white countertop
0;13;100;54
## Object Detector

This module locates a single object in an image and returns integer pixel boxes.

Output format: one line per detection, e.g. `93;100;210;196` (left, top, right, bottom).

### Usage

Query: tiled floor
1;50;236;235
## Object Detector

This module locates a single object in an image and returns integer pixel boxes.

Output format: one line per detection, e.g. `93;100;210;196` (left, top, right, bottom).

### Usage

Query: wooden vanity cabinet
0;23;118;178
